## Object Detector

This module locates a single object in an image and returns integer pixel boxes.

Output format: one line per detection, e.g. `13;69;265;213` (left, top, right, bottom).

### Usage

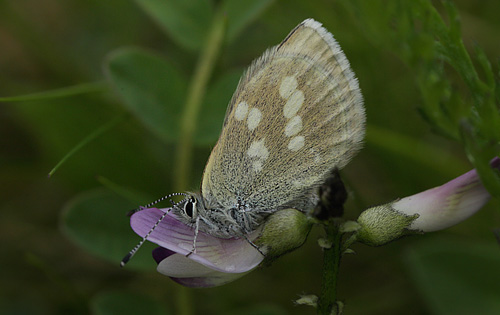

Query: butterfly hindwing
201;19;365;214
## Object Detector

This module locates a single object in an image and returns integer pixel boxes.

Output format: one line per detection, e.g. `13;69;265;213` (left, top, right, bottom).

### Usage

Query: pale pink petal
157;253;248;288
130;208;264;273
393;157;499;231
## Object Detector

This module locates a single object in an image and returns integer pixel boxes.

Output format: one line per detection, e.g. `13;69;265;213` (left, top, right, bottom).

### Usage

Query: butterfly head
177;193;199;222
171;191;265;239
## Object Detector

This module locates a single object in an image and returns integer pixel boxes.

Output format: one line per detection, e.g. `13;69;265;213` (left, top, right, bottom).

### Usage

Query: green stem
0;81;107;102
177;286;192;315
172;7;226;315
317;220;342;315
174;8;226;191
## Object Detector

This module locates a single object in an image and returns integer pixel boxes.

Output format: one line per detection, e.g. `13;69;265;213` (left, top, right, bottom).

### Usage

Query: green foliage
105;47;188;143
61;189;156;271
90;290;169;315
134;0;214;52
0;82;107;102
197;69;243;144
222;0;276;43
1;0;499;314
134;0;276;51
404;238;500;314
342;0;500;197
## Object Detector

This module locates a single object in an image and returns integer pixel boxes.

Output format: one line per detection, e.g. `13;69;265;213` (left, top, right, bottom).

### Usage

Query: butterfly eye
183;197;197;219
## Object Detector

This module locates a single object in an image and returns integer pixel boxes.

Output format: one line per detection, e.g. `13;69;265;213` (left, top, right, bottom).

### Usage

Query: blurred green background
1;0;499;314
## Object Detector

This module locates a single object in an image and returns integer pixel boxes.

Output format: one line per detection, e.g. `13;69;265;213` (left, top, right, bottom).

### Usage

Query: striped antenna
127;192;189;217
121;195;189;267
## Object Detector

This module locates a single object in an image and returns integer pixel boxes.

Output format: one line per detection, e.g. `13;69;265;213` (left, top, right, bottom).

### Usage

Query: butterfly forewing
201;19;365;214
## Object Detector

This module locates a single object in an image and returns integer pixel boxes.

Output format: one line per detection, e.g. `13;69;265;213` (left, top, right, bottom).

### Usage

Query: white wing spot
234;101;249;121
252;160;263;172
284;115;303;137
247;107;262;131
247;139;269;160
288;136;305;151
279;76;298;99
283;90;304;119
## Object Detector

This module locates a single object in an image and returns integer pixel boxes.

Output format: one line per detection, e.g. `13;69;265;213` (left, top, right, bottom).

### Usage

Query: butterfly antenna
120;206;179;267
127;192;189;216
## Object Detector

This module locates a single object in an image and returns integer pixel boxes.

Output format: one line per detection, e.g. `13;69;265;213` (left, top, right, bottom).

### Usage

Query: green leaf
134;0;213;52
194;69;243;145
61;189;157;271
96;175;152;205
90;290;169;315
105;47;187;144
404;238;500;315
344;1;500;198
223;0;275;43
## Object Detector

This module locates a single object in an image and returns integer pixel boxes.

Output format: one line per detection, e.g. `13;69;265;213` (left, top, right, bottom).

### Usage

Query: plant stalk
173;7;226;315
174;7;226;192
317;220;342;315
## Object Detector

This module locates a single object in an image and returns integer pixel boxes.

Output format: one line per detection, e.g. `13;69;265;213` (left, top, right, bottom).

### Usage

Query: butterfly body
172;19;365;239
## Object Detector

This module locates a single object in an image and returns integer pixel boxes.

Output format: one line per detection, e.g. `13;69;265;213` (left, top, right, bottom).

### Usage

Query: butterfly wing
201;19;365;213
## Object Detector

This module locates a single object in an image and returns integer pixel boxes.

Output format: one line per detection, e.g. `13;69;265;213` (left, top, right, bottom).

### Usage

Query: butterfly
122;18;365;265
173;18;364;238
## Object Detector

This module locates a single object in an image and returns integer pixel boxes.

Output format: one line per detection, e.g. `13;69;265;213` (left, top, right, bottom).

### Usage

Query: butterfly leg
243;234;266;257
186;217;200;257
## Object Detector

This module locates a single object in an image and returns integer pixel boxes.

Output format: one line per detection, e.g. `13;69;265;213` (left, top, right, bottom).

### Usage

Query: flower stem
176;286;192;315
174;7;226;191
172;7;226;315
317;220;342;314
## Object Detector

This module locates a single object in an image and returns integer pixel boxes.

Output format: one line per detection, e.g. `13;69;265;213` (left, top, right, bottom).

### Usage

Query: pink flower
129;158;499;285
357;157;500;246
130;208;311;287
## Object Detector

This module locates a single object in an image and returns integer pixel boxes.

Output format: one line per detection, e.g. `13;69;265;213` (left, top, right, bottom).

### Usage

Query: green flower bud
255;208;313;261
356;203;420;246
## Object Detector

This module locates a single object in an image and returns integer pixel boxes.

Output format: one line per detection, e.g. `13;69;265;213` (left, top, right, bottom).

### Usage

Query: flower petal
393;158;500;232
356;157;500;246
170;273;248;288
130;208;264;273
152;247;176;264
156;252;248;288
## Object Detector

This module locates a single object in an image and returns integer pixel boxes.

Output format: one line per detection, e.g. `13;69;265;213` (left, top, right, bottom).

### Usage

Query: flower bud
255;208;313;261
